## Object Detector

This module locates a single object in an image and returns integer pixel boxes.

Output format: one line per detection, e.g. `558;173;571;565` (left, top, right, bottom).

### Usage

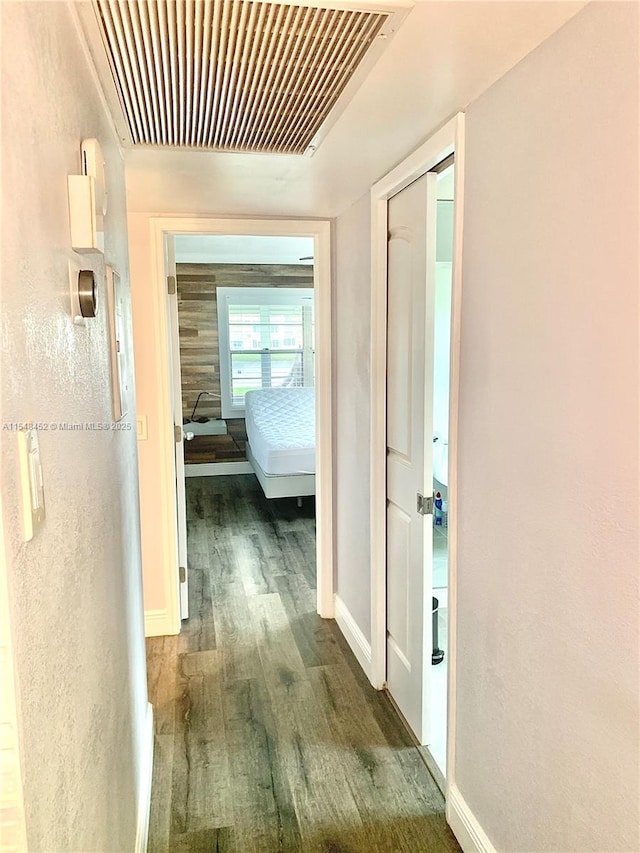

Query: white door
386;172;437;743
165;236;189;619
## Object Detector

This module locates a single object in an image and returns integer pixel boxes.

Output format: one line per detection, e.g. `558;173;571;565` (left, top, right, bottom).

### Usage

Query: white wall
1;3;149;850
456;3;639;850
334;195;372;639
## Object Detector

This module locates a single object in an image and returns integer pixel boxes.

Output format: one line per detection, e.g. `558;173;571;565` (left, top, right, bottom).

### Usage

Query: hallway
146;475;459;852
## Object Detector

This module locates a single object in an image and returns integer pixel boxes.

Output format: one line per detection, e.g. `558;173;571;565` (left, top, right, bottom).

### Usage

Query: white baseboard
334;594;372;681
135;702;154;853
144;609;176;638
185;461;253;477
447;783;496;853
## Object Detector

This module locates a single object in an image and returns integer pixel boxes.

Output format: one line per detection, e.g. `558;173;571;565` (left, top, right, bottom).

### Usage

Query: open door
165;235;189;619
385;171;437;743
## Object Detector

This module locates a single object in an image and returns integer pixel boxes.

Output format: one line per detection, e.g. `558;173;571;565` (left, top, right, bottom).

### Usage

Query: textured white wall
1;3;148;850
334;195;372;639
456;3;639;850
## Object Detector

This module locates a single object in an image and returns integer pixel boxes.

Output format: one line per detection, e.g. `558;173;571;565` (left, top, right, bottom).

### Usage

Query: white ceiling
122;1;587;219
174;234;315;264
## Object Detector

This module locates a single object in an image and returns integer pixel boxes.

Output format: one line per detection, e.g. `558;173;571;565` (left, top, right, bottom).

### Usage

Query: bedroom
173;231;323;631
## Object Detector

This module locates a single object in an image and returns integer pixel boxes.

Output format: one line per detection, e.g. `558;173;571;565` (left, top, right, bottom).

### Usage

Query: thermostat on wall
68;259;97;324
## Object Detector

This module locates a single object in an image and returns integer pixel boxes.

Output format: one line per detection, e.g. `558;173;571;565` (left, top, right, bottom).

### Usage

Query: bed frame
246;441;315;500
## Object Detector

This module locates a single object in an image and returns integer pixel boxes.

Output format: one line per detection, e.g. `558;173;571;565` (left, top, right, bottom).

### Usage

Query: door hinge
174;424;182;443
167;274;176;295
179;566;186;583
417;492;434;516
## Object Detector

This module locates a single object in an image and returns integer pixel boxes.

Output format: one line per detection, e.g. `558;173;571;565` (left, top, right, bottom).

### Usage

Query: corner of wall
334;594;372;682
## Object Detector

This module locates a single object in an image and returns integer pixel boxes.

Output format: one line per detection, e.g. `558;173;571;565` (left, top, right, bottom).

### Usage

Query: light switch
17;429;45;541
136;415;148;441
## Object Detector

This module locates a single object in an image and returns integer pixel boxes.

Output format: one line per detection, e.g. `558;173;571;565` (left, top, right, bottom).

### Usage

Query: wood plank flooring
184;420;248;464
146;474;460;853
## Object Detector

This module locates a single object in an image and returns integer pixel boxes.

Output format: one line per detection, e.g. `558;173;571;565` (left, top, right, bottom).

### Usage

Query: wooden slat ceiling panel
94;0;388;154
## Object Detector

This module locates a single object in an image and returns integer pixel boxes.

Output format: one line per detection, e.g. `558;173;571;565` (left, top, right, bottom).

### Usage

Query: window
217;287;314;418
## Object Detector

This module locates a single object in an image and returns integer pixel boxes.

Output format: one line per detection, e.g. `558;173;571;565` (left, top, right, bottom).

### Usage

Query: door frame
369;113;465;784
149;216;334;624
164;236;189;619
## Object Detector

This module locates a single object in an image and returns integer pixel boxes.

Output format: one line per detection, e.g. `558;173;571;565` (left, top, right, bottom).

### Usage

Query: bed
244;387;315;500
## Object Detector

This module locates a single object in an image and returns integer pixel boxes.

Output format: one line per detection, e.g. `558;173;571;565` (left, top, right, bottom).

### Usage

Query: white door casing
146;216;333;632
386;172;437;744
165;236;189;619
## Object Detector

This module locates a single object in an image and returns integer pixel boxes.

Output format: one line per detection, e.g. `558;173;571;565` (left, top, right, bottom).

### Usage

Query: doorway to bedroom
157;218;333;629
174;235;320;635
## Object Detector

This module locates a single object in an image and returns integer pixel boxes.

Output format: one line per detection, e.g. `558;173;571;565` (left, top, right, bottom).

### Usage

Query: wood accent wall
176;263;313;421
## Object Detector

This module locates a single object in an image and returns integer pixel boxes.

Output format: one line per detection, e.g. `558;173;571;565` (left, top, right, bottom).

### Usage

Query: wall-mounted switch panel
136;415;148;441
17;428;45;542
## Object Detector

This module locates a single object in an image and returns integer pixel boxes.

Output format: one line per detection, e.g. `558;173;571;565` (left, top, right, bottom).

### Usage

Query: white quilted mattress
244;387;316;476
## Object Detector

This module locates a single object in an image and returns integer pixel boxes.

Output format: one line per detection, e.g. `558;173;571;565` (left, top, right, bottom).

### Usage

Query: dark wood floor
146;475;460;852
184;420;247;464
